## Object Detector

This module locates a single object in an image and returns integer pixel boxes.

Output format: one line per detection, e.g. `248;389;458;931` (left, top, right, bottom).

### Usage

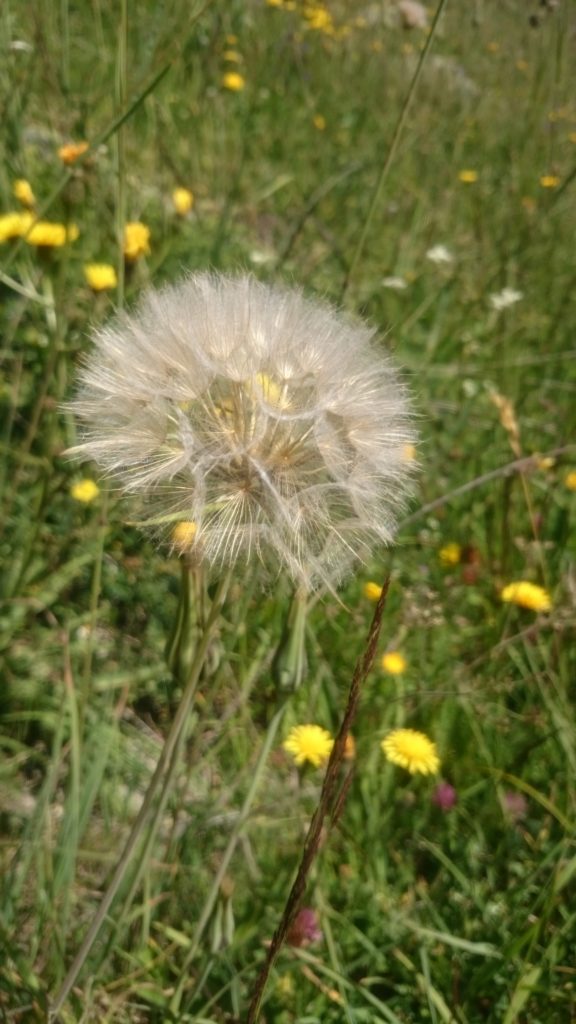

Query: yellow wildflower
172;187;194;216
313;114;326;131
458;169;478;184
225;34;238;44
222;71;245;91
439;542;462;567
539;175;560;188
565;471;576;491
0;211;33;243
500;581;551;613
223;50;242;62
58;140;89;165
13;179;35;208
382;728;440;775
123;221;151;260
363;581;383;602
70;479;100;503
381;651;407;675
283;724;333;767
25;222;79;247
84;263;117;291
171;521;198;550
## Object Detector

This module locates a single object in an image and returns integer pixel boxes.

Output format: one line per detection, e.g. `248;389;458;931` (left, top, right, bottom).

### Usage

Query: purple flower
432;781;457;812
287;908;322;947
502;791;527;822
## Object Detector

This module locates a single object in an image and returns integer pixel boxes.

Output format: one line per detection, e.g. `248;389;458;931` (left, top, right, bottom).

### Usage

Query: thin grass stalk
50;569;231;1019
246;580;390;1023
339;0;449;304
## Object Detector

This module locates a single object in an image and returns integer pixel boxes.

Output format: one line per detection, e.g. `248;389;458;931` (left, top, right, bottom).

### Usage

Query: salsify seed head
68;273;416;589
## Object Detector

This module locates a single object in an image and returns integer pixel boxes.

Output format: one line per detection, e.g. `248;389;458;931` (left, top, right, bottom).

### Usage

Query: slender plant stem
169;702;289;1014
246;581;390;1024
339;0;449;304
50;571;230;1019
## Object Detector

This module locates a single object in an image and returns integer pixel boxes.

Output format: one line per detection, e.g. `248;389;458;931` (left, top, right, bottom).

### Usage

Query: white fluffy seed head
68;273;417;590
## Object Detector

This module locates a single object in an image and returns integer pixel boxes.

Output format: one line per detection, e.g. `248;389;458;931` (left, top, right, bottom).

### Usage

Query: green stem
50;570;231;1020
340;0;449;304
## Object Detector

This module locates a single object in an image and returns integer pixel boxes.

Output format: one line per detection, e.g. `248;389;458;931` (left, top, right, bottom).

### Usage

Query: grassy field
1;1;576;1021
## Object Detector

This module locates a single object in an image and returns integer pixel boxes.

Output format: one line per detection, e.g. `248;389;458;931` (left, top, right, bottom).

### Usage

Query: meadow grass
1;1;575;1021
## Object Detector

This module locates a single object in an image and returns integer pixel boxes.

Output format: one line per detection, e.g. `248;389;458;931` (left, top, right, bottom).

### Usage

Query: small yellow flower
13;179;35;208
84;263;117;291
382;728;440;775
171;521;198;550
363;581;383;602
58;140;89;165
439;542;462;567
25;221;79;247
123;221;151;260
0;211;33;243
70;479;100;503
565;471;576;491
458;169;478;184
266;0;284;6
225;34;238;44
381;651;407;675
343;733;356;760
172;187;194;216
534;454;555;471
313;114;326;131
223;50;242;63
539;175;560;189
222;71;245;91
283;724;334;767
500;581;551;613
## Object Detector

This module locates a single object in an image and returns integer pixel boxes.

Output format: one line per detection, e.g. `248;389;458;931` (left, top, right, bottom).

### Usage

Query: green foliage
1;1;575;1021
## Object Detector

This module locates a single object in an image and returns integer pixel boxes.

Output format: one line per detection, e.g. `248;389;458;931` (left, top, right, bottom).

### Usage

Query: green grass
1;1;575;1021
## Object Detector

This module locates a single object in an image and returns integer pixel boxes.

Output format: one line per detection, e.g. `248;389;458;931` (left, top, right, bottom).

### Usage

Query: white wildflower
382;276;408;291
426;244;453;265
489;288;523;312
68;273;416;590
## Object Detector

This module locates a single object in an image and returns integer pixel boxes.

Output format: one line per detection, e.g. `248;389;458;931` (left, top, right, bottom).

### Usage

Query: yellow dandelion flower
25;221;79;247
534;453;555;471
172;187;194;216
458;169;478;184
222;71;245;91
439;542;462;567
283;724;334;767
363;581;383;602
500;581;551;613
539;175;560;188
0;211;34;243
123;221;151;261
171;521;198;550
13;179;35;208
58;140;89;165
313;114;326;131
223;49;242;62
382;728;440;775
84;263;117;291
70;479;100;503
565;470;576;491
381;651;407;675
